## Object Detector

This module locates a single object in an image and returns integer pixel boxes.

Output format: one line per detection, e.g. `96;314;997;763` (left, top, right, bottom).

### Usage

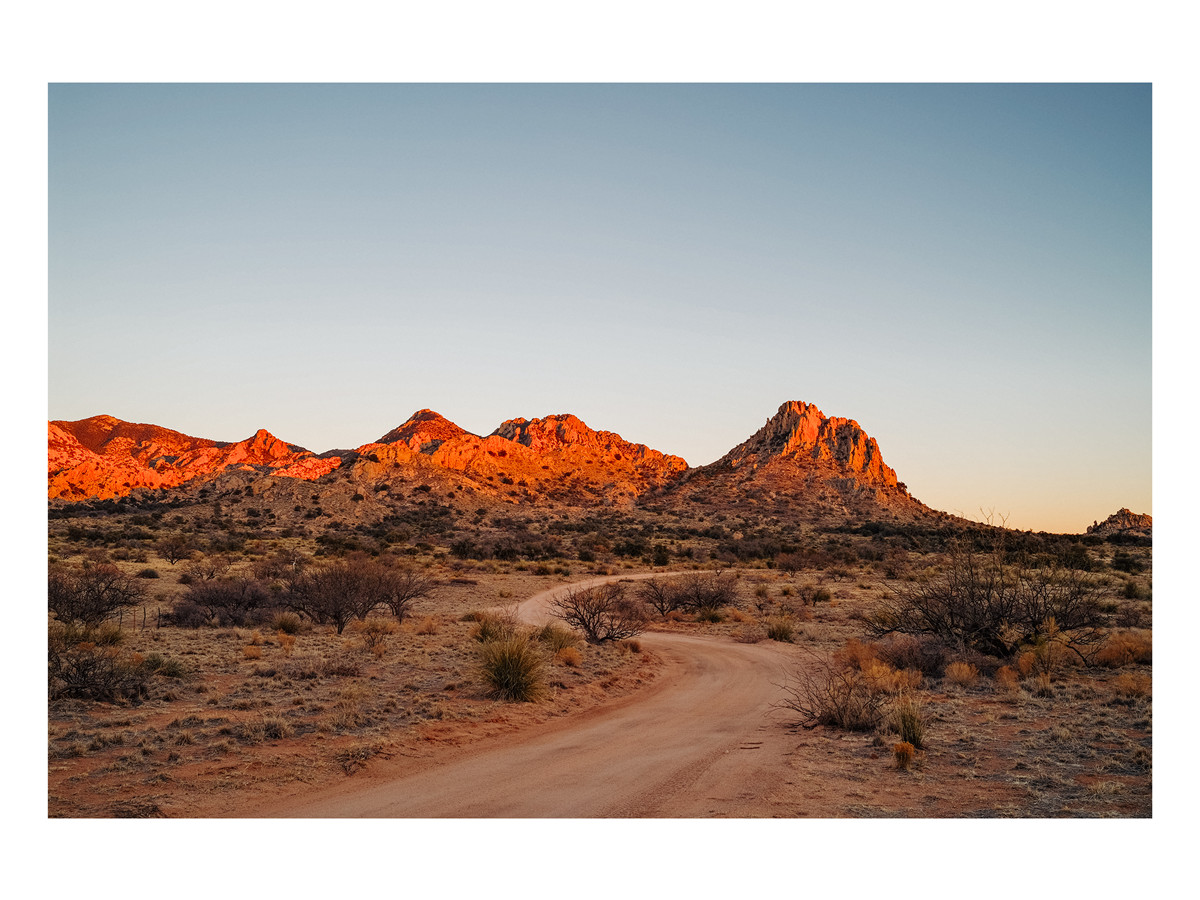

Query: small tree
48;565;146;625
551;582;648;643
183;578;272;627
155;534;196;566
375;568;436;622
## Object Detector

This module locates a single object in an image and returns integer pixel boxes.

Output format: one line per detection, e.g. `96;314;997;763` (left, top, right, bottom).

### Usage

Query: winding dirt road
257;574;803;817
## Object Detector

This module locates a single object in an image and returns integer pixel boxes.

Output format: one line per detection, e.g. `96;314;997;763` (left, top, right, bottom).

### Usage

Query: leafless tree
674;572;739;612
284;561;382;634
375;568;436;622
551;582;648;643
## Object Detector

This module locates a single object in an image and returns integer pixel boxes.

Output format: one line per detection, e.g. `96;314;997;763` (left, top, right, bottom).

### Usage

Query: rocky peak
377;410;472;452
225;428;295;464
1086;508;1153;535
718;400;899;489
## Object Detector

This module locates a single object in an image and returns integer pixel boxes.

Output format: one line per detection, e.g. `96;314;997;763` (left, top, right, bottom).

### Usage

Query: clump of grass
278;633;296;657
273;612;302;635
994;665;1021;694
354;618;398;658
1111;672;1151;698
616;639;641;654
473;611;518;643
554;646;582;667
478;637;546;702
893;741;915;771
945;660;979;689
766;619;795;643
414;616;440;635
1095;630;1152;668
536;622;579;652
243;645;262;660
890;694;927;749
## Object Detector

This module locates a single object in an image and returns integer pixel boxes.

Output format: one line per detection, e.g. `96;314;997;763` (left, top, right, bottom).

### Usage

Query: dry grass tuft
242;645;262;660
945;660;979;689
554;646;583;668
1111;671;1151;698
893;741;915;771
1095;630;1152;668
994;665;1021;694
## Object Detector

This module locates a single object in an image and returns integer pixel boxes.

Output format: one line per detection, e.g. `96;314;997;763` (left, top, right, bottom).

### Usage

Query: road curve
259;573;802;817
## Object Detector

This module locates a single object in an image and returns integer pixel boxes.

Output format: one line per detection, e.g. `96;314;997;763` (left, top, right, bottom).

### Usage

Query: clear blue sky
49;83;1150;533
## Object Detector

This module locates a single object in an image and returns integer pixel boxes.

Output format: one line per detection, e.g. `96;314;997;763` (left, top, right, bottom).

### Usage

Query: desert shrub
1094;630;1152;668
616;639;641;654
284;561;385;634
136;568;160;579
735;625;767;643
944;660;980;689
478;637;546;702
777;657;887;731
834;638;880;671
184;578;273;627
867;543;1105;659
414;616;440;635
551;583;648;643
674;573;739;612
48;564;146;625
893;741;916;771
765;619;795;643
165;599;211;629
875;634;949;677
273;612;302;634
243;645;262;660
799;585;833;606
48;621;172;702
638;578;684;617
695;607;723;623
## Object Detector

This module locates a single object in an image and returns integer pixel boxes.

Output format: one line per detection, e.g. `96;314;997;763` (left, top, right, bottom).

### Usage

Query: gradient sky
48;84;1151;533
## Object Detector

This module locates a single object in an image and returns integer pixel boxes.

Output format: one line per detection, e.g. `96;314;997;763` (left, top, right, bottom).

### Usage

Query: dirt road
257;574;803;817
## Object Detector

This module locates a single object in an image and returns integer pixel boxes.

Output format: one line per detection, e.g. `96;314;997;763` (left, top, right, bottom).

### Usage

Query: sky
48;83;1151;533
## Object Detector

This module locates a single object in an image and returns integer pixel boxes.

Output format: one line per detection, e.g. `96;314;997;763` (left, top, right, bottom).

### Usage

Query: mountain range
48;401;1147;533
48;401;939;526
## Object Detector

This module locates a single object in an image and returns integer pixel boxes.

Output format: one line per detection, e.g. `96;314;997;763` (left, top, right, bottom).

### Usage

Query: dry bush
674;573;740;612
278;633;296;657
945;660;980;689
833;638;880;671
1094;630;1152;668
324;684;370;731
875;634;948;677
478;637;546;702
182;578;273;628
414;616;440;635
242;645;263;660
355;618;399;658
893;741;916;771
867;543;1105;659
735;625;767;643
49;622;151;702
1016;651;1038;678
473;610;520;643
273;612;302;634
551;583;647;643
48;564;146;625
994;665;1021;693
777;656;888;731
637;578;684;617
1111;672;1151;698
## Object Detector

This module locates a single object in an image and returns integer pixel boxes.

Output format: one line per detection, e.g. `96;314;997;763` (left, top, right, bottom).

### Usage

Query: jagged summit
1086;508;1153;536
377;410;473;451
717;400;899;488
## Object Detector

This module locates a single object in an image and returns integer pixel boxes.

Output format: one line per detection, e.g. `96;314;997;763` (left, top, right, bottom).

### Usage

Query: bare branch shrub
674;573;740;612
551;582;648;643
48;564;146;625
866;542;1106;659
181;577;272;627
637;578;684;618
285;561;385;634
776;655;888;731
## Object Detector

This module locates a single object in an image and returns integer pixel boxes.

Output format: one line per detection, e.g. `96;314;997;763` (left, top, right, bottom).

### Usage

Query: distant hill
1086;508;1152;537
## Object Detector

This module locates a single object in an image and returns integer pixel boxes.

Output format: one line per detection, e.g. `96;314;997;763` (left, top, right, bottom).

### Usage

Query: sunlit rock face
717;401;899;489
47;415;330;500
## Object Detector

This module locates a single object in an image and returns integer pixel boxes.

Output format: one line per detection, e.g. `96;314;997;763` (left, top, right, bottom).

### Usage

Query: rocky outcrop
716;400;900;489
1086;508;1153;536
377;410;473;453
